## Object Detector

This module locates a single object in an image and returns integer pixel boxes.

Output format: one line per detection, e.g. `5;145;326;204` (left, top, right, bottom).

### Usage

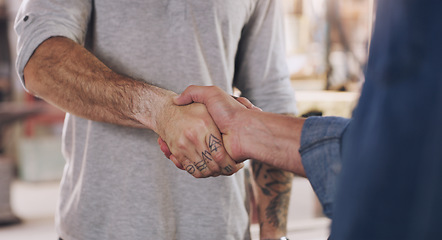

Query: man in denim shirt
164;0;442;239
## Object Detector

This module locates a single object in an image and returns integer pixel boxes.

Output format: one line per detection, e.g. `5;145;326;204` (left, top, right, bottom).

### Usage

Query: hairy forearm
23;36;173;130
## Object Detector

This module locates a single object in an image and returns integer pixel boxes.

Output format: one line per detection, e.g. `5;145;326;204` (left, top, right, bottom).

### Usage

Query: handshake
156;85;306;178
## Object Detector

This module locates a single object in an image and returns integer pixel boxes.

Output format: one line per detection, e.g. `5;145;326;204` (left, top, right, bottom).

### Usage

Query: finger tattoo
202;150;213;163
195;159;208;171
224;164;233;173
209;134;222;152
186;165;196;174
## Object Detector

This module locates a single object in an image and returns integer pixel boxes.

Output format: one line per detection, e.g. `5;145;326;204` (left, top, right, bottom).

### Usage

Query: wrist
224;108;254;161
238;110;268;160
151;91;177;134
133;85;177;131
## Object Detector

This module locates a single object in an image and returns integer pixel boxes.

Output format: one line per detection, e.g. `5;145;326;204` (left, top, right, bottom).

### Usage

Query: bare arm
24;36;166;130
247;112;295;239
234;112;305;176
24;37;242;177
171;85;306;176
167;85;303;238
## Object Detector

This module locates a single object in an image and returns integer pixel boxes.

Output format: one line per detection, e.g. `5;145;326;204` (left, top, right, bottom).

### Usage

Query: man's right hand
23;37;242;178
158;86;260;165
153;95;244;178
158;85;307;176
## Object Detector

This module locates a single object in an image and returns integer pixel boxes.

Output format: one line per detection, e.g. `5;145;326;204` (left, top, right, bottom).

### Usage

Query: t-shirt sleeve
233;0;297;114
14;0;92;89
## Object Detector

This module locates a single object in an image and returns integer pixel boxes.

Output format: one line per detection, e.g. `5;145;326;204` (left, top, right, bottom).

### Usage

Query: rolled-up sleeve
299;116;351;218
14;0;92;87
233;0;297;114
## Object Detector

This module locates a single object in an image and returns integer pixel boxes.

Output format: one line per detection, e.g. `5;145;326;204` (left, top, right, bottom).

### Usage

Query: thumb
173;85;205;106
234;96;262;112
173;93;193;106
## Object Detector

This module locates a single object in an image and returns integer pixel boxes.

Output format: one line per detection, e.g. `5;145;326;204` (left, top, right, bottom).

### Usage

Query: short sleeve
233;0;297;114
14;0;92;88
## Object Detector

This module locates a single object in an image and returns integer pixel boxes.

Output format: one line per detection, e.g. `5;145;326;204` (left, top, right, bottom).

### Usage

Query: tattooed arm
251;160;294;239
162;86;299;237
247;109;296;239
23;37;243;177
164;85;306;175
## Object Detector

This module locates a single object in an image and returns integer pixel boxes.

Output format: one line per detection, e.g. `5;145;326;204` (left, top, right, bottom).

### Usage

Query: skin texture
162;85;306;175
23;36;243;178
158;85;307;238
24;36;288;239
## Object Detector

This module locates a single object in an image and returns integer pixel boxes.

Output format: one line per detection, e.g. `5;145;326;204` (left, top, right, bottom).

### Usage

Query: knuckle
208;164;221;174
183;128;197;140
208;85;221;92
183;125;207;143
172;151;185;161
221;164;236;175
176;138;188;151
211;150;227;164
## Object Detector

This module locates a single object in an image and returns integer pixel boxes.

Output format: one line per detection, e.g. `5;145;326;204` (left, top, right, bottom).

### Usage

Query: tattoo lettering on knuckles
202;150;213;163
224;164;233;173
186;165;196;174
209;134;222;153
195;159;208;172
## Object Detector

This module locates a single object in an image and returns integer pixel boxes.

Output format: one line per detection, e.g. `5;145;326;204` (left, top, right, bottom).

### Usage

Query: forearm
248;113;297;239
235;111;306;176
24;37;243;177
169;85;304;178
23;36;173;130
252;160;293;239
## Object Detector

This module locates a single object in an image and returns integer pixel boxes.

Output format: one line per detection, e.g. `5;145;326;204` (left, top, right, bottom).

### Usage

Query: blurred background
0;0;375;239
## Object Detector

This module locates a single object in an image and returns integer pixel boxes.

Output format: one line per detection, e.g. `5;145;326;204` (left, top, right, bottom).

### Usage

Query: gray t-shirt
15;1;296;239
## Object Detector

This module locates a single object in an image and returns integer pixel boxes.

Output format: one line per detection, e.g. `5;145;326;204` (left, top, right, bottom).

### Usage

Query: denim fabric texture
330;0;442;239
299;116;350;218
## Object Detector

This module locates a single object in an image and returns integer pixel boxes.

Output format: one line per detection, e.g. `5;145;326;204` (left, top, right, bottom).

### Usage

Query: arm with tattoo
160;85;306;175
251;151;294;239
24;37;242;177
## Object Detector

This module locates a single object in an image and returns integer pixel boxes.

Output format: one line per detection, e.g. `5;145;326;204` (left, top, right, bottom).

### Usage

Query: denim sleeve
299;116;351;218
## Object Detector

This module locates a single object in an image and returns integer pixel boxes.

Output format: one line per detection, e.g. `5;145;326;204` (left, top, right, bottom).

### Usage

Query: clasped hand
157;86;260;178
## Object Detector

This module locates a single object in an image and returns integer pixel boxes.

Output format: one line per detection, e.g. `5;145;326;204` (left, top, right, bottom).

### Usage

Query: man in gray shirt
15;1;296;239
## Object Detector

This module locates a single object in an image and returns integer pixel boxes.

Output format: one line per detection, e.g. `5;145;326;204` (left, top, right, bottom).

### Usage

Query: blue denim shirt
299;116;351;218
301;1;442;239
